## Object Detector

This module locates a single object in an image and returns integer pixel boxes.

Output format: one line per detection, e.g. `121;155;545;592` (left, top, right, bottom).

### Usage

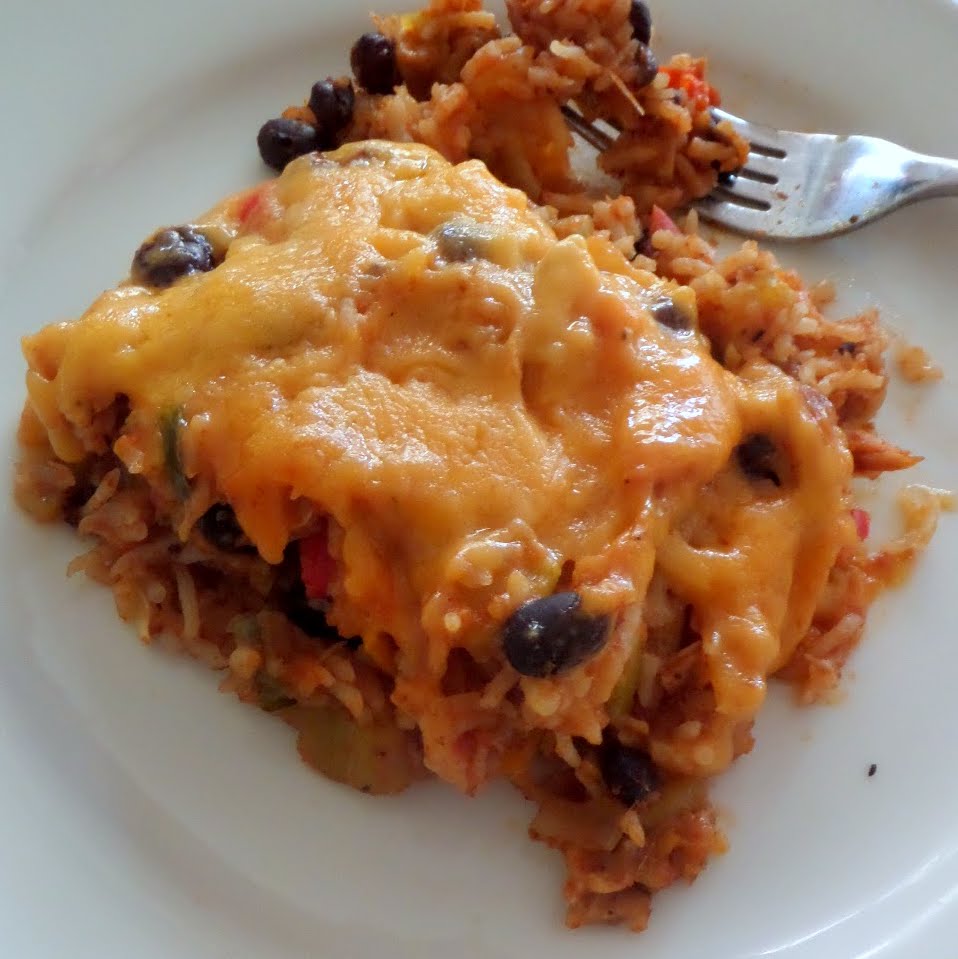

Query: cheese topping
21;141;856;756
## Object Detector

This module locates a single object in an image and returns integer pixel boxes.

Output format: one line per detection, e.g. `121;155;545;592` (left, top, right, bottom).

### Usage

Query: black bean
598;739;660;806
628;0;653;45
631;229;654;260
287;604;335;639
282;581;339;639
308;77;355;146
433;218;493;262
502;591;610;678
132;226;216;289
257;117;318;171
350;32;400;95
648;295;692;332
272;544;361;646
280;579;363;651
634;42;658;89
736;433;781;486
838;341;858;355
197;504;254;553
717;168;739;186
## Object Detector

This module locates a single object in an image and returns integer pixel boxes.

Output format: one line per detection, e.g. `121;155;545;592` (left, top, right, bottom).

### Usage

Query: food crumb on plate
896;340;943;383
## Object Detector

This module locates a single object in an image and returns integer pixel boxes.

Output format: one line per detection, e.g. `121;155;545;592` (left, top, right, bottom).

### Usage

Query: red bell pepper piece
851;508;870;541
300;525;335;599
649;205;681;235
661;66;720;110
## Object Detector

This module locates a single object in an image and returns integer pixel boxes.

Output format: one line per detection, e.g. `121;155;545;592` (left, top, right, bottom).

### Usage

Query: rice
300;0;748;220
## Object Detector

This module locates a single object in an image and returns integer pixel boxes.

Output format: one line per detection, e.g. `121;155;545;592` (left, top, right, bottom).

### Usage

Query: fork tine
560;105;613;152
711;107;790;158
737;165;777;185
715;177;772;210
739;153;783;182
565;103;792;177
561;103;804;235
695;194;772;235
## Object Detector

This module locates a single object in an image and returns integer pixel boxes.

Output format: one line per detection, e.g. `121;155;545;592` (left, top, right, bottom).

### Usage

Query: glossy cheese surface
21;141;856;741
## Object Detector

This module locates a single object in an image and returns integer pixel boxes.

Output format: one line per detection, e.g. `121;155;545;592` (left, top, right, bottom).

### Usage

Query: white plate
1;0;956;956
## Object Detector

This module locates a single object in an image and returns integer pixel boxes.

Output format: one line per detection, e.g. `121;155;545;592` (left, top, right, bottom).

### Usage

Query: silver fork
562;105;958;241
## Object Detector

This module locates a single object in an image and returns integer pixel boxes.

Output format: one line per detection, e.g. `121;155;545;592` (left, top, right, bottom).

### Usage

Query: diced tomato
661;66;720;110
649;205;681;235
300;524;335;599
851;508;870;541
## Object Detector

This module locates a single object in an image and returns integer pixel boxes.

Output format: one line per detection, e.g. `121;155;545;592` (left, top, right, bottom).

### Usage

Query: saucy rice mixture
14;0;948;932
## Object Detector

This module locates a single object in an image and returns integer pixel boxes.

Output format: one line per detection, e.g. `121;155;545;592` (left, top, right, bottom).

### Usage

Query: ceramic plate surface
1;0;956;955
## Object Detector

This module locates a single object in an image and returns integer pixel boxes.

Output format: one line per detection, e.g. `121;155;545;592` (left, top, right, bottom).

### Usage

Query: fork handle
904;153;958;202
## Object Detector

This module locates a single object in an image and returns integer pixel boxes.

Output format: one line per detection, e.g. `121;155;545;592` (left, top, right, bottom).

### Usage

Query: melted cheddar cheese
21;141;858;777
